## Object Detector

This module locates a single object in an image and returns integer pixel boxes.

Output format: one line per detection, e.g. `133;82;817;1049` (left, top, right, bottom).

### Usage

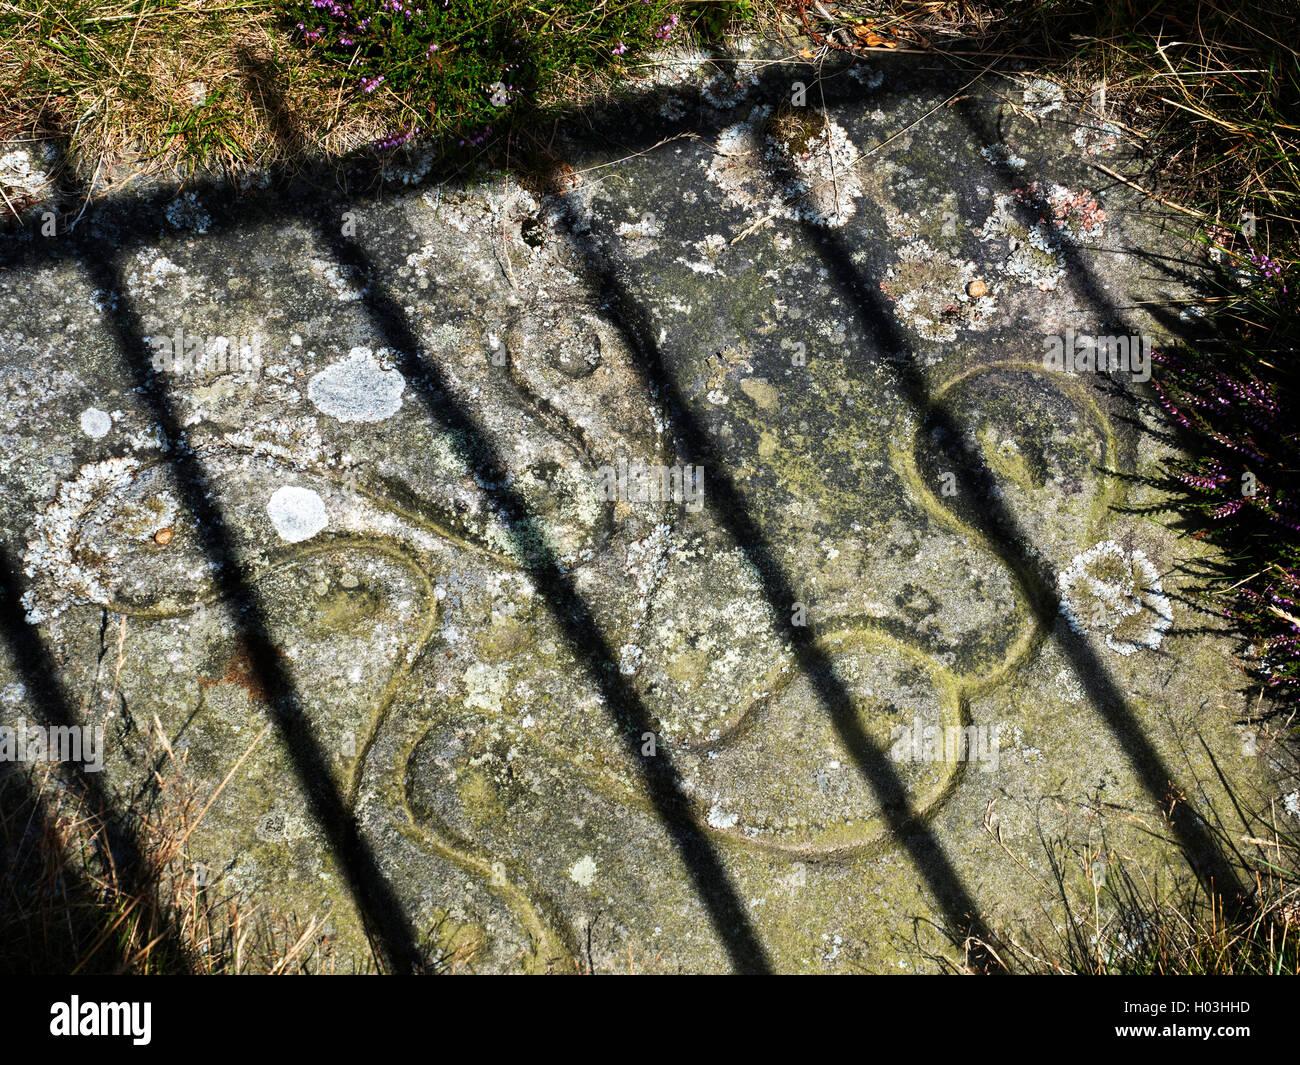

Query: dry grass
0;712;338;974
976;816;1300;975
0;0;398;186
779;1;1299;251
0;0;763;193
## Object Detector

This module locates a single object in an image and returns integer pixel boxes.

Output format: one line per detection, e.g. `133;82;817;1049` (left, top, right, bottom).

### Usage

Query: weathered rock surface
1;44;1290;972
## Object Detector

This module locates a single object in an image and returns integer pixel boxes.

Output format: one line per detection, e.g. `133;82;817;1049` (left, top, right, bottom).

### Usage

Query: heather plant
1150;245;1299;697
284;0;747;149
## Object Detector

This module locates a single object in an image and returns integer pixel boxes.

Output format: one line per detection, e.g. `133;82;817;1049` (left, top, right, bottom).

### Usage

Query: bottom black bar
5;975;1286;1052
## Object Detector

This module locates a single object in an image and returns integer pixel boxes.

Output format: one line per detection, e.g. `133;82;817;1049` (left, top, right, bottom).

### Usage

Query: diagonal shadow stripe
0;543;193;973
951;92;1250;903
550;196;1001;969
300;195;772;975
759;103;1247;906
46;156;428;972
237;51;772;974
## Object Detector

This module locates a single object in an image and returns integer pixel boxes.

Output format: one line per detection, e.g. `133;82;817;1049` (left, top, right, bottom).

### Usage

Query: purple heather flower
375;124;421;150
654;13;680;39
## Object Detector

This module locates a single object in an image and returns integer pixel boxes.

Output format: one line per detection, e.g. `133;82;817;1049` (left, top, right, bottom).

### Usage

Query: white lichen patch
677;233;728;274
310;258;366;301
164;192;211;234
21;457;144;622
877;208;997;340
849;64;883;89
125;249;191;302
701;70;753;109
1016;181;1107;243
697;233;726;258
611;522;673;665
704;105;864;229
464;661;509;714
618;642;645;675
219;417;326;465
266;485;328;543
626;523;672;608
568;854;598;887
881;238;996;341
1058;541;1173;654
1014;221;1068;291
79;407;112;439
1072;120;1121;154
980;143;1026;170
1022;78;1065;117
615;212;663;242
636;44;716;90
1284;791;1300;820
979;194;1067;292
660;95;687;121
308;347;406;423
0;149;50;202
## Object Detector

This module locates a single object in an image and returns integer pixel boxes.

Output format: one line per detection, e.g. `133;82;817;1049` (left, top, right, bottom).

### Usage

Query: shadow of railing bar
765;115;1248;907
52;156;427;972
551;199;1001;970
308;200;773;974
0;543;192;972
236;51;773;974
